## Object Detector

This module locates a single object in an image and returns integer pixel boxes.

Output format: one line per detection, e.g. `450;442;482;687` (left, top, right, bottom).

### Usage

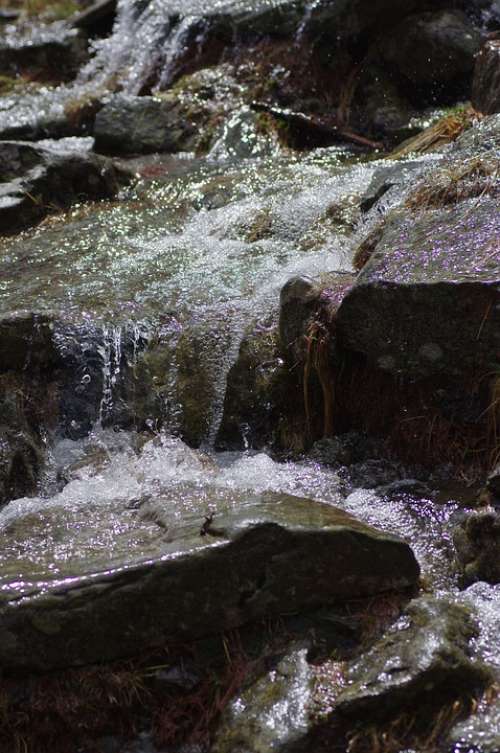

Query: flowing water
1;0;500;747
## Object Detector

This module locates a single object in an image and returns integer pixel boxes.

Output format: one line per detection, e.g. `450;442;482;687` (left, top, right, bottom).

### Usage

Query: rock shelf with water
0;479;419;671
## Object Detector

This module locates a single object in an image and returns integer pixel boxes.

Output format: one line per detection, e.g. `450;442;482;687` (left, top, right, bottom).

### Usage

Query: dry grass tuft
405;157;500;211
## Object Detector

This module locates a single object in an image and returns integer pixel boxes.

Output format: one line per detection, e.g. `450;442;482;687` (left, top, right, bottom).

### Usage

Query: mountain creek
1;1;500;751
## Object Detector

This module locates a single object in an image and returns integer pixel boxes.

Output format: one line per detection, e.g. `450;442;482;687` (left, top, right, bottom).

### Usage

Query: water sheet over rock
0;468;419;671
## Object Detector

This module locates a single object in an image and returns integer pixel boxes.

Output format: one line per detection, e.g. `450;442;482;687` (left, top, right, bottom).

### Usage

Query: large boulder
472;39;500;115
0;480;419;671
377;10;482;103
337;194;500;379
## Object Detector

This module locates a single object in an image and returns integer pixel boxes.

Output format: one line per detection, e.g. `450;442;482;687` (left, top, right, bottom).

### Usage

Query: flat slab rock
0;489;419;671
337;196;500;378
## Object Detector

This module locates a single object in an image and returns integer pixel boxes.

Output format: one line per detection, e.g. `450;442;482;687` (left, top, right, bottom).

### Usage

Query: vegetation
5;0;78;20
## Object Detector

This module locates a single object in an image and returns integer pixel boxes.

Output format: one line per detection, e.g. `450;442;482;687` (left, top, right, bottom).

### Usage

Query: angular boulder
337;196;500;379
93;94;194;155
472;39;500;116
0;489;419;671
335;597;492;721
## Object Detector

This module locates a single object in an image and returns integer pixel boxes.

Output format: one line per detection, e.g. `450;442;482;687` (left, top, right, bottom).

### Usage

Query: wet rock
0;490;419;671
472;39;500;115
453;112;500;154
453;509;500;585
487;463;500;498
93;94;195;155
72;0;117;34
216;318;286;450
337;196;500;379
0;313;60;504
448;582;500;753
208;105;280;161
0;23;88;82
212;646;315;753
377;10;482;104
0;88;75;141
359;159;426;213
279;273;354;368
0;426;44;505
336;597;492;723
0;139;130;234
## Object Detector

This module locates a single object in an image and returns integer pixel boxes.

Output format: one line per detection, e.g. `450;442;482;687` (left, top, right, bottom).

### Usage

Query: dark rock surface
377;10;482;103
93;94;195;155
0;312;60;504
0;138;130;234
453;509;500;585
337;195;500;379
216;318;286;450
335;596;491;721
0;490;419;671
0;22;88;81
472;39;500;115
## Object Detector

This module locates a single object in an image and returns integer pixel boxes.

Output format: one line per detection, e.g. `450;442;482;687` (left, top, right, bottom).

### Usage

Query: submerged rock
0;138;130;234
472;38;500;115
0;487;419;671
335;596;491;723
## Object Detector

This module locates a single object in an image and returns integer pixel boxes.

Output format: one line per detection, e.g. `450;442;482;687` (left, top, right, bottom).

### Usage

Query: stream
1;0;499;750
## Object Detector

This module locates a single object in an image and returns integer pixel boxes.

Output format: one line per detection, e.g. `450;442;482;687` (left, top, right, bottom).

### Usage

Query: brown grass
405;157;500;211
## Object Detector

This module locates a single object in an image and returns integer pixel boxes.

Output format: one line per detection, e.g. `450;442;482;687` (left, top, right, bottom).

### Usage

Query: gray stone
93;94;195;155
336;597;492;722
472;39;500;115
337;196;500;379
360;160;426;214
0;489;419;671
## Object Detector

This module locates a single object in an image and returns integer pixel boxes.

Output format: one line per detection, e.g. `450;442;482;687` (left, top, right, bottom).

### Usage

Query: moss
12;0;78;19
